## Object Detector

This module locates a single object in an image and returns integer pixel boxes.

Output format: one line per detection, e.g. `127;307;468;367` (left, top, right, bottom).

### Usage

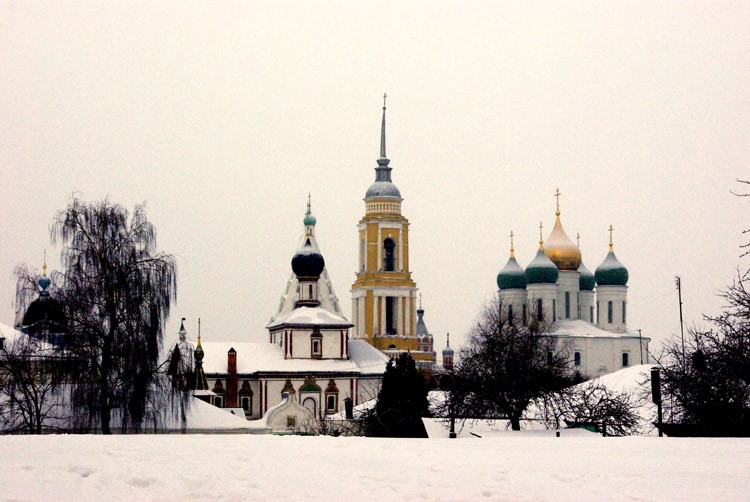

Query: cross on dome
555;188;561;216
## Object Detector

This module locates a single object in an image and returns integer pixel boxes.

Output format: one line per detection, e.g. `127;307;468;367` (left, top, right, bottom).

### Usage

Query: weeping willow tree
50;197;178;434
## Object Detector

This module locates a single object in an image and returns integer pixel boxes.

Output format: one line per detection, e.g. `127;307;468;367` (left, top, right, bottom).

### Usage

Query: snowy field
2;435;749;501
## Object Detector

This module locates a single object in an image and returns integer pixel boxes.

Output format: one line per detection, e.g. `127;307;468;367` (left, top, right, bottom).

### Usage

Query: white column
377;225;382;271
398;226;404;272
380;294;386;335
359;296;366;338
397;295;403;336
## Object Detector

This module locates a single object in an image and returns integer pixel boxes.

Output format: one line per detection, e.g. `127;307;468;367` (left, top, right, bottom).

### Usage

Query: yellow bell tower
352;96;432;367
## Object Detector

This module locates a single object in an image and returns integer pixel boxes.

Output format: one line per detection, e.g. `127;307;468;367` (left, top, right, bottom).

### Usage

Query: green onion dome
595;246;629;286
303;212;316;227
578;261;596;291
497;254;526;290
525;245;559;284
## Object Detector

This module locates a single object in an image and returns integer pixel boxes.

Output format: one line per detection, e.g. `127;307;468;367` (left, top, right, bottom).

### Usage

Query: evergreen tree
371;353;429;437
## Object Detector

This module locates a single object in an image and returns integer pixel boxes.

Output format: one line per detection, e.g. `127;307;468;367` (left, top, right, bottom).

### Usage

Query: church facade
497;191;649;378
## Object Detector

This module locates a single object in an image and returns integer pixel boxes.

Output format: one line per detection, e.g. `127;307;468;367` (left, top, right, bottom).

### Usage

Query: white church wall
556;271;580;321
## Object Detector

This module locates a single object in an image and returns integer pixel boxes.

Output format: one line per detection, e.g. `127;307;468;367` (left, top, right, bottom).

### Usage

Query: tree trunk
510;414;521;431
100;326;114;435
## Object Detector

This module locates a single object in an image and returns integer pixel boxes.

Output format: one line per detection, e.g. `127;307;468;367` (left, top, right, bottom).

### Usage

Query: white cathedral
497;190;650;378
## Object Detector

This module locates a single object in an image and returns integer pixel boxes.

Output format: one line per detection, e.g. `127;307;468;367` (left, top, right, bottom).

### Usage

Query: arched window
608;301;613;324
536;299;543;321
622;301;626;324
508;304;514;323
303;397;317;417
597;302;600;324
383;238;396;271
565;292;570;319
574;352;581;367
622;352;629;367
590;306;594;323
310;328;323;358
552;299;556;322
522;304;527;325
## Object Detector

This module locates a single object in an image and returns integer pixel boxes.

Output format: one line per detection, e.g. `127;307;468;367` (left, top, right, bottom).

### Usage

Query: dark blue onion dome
578;261;596;291
291;237;325;279
497;236;527;290
22;270;67;333
365;95;402;200
595;229;629;286
525;224;559;284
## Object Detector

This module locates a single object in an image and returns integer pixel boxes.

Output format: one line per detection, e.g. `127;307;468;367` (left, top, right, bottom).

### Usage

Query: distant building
496;190;649;377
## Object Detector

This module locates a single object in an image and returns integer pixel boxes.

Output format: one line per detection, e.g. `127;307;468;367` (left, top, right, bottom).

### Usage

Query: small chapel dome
303;195;317;227
594;227;628;286
22;270;66;332
291;238;325;279
442;333;454;356
578;261;596;291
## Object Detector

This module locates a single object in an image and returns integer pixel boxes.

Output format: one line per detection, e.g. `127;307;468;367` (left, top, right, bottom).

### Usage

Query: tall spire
374;93;392;180
380;93;387;160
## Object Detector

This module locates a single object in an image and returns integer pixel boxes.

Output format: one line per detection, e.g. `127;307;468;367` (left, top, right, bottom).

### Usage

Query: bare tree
47;197;178;434
657;268;750;435
731;179;750;257
448;299;573;431
0;336;73;434
531;380;643;436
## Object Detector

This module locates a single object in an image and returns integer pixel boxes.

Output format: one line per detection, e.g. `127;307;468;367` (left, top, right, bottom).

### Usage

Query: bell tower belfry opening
351;96;433;369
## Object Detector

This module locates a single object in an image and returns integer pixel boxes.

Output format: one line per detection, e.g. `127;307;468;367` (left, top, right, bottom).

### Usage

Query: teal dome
497;256;526;290
525;248;559;284
578;261;595;291
595;251;629;286
303;212;316;226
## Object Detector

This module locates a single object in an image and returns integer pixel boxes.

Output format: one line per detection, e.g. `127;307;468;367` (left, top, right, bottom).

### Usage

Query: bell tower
351;96;431;367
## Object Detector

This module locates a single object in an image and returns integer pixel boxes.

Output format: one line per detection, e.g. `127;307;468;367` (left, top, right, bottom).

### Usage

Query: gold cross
510;230;515;256
42;250;47;275
608;224;614;245
539;221;544;243
555;188;561;215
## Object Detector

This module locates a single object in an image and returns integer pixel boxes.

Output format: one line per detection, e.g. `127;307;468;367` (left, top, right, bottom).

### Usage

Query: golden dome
543;189;581;271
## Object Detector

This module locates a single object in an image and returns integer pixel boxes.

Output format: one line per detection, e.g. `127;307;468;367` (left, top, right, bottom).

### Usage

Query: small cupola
595;225;629;286
525;222;560;285
497;231;527;290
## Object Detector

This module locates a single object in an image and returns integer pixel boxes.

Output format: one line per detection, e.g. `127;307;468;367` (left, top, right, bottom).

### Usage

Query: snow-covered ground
2;435;748;501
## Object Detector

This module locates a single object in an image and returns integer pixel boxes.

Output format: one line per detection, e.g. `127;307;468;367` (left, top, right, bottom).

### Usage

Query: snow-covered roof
200;339;388;376
266;306;353;329
0;322;26;345
0;322;56;351
550;319;646;339
158;397;269;432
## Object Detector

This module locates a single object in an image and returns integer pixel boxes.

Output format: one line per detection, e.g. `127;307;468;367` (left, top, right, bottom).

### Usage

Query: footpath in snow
1;435;748;501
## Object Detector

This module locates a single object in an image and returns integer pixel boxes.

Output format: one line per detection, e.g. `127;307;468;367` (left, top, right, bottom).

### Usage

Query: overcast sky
1;1;748;355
